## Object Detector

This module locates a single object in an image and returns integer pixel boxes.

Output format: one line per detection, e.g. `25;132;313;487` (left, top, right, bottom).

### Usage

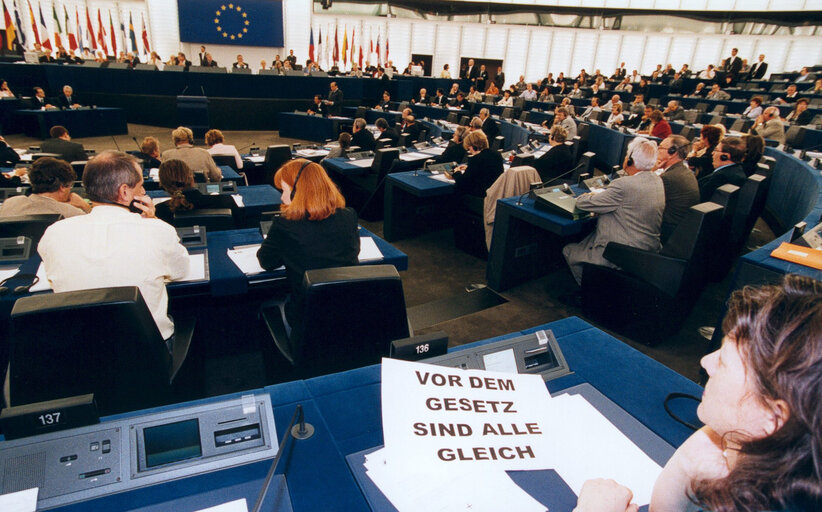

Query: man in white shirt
601;94;623;112
38;151;190;348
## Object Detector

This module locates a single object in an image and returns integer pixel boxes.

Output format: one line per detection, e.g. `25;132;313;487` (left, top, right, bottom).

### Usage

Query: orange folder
770;242;822;270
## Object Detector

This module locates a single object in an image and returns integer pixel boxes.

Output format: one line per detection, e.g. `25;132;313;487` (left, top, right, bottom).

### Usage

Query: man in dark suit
747;54;768;80
698;137;747;202
397;110;422;143
55;85;81;109
463;59;478;83
478;108;499;141
41;125;87;163
285;50;297;67
27;87;54;109
477;65;488;92
656;135;699;242
724;48;743;76
431;88;447;106
307;95;328;116
375;118;398;146
376;91;392;111
534;125;574;183
493;66;505;90
198;46;207;66
325;81;343;116
412;88;430;104
351;118;376;151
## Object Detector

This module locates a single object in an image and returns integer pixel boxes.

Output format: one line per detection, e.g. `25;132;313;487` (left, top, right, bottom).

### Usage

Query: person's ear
117;183;132;203
767;399;791;435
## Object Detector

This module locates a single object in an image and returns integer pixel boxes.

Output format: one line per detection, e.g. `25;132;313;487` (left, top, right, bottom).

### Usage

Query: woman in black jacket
450;130;503;198
155;159;238;225
257;159;359;330
433;126;469;165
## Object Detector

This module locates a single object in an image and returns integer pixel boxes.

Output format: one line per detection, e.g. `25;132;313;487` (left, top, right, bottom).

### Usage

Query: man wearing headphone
698;137;748;202
656;135;700;243
161;126;223;182
750;106;786;145
562;137;665;286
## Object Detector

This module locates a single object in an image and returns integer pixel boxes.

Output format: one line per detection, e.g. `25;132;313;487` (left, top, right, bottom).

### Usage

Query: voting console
0;394;277;510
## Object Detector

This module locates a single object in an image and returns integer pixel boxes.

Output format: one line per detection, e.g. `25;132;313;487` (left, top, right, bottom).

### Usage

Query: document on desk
246;155;265;163
227;244;268;275
295;149;329;158
358;237;383;262
398;152;432;162
181;253;207;282
349;158;375;168
194;498;248;512
0;487;38;512
429;174;455;184
231;194;244;207
29;263;51;292
420;146;446;156
0;266;21;283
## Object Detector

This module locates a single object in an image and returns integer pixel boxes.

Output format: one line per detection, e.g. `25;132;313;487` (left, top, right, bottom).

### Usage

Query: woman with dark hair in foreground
574;274;822;512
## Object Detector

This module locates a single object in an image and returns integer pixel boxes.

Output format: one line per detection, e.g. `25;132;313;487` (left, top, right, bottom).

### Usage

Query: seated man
412;87;429;104
698;136;748;202
161;126;222;182
55;85;81;109
307;94;328;116
398;113;422;143
562;138;665;285
27;87;55;109
775;84;800;104
351;118;376;151
478;108;499;141
544;107;577;140
580;97;602;119
706;83;731;101
0;157;89;217
41;125;87;163
432;88;447;107
750;106;786;144
496;90;514;107
655;135;699;242
533;125;573;182
374;117;398;146
375;91;392;111
38;151;190;350
601;94;622;112
663;100;686;121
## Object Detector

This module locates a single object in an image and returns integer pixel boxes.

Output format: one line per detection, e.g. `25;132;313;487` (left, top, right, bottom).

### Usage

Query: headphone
719;154;730;162
290;160;311;201
0;273;40;296
627;157;634;167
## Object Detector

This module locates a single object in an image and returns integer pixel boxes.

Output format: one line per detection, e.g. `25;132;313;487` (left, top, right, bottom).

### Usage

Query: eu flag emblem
178;0;283;47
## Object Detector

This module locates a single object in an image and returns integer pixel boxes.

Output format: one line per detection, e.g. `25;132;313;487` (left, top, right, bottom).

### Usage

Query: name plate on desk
176;226;207;248
390;331;448;361
423;330;572;382
0;236;32;262
197;182;237;195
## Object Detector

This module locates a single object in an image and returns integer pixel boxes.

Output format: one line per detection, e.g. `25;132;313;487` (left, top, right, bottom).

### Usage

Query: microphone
132;136;142;150
180;85;189;95
200;85;206;97
111;136;121;152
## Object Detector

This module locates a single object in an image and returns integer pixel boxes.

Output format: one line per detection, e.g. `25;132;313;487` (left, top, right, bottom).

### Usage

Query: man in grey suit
656;135;699;243
563;138;665;285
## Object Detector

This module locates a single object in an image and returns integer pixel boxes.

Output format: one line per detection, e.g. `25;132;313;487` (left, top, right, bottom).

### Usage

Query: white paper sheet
398;152;432;162
232;194;244;207
358;237;383;262
148;168;160;180
29;263;51;292
227;245;266;275
194;498;248;512
246;155;265;163
545;394;663;505
429;174;455;183
180;253;206;282
420;146;446;156
0;266;21;283
0;487;38;512
295;149;329;158
151;197;171;206
349;158;375;168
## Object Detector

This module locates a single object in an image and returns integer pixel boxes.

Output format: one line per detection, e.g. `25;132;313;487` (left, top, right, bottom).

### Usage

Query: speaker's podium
177;95;210;142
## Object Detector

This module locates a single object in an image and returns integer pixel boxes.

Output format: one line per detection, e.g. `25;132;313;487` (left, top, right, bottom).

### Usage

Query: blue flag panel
178;0;284;48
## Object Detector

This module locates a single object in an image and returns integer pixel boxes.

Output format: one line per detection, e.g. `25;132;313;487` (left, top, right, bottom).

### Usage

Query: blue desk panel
278;113;354;143
383;171;455;241
15;107;127;139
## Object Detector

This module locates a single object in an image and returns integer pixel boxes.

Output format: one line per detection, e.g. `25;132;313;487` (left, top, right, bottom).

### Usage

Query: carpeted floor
7;124;776;388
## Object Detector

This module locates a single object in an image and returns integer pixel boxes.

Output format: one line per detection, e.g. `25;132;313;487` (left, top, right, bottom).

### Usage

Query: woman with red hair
257;159;359;330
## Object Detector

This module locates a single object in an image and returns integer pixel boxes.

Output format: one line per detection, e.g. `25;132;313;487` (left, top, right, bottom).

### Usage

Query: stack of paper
358;237;384;262
349;158;375;168
370;358;662;511
227;245;268;275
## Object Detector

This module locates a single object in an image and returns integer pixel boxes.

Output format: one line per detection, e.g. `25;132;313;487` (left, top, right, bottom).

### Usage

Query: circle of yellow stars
214;4;249;40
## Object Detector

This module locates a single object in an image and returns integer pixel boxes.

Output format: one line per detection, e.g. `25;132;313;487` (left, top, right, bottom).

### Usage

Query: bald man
750;107;785;144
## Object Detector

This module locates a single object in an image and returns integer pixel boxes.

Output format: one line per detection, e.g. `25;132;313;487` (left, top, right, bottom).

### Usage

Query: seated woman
486;82;500;96
155;159;238;225
324;132;352;159
0;157;89;217
687;124;723;178
741;134;765;177
534;125;573;182
574;275;822;512
433;126;469;165
606;103;624;128
256;159;359;331
450;131;504;198
134;136;162;169
205;129;243;170
0;79;14;98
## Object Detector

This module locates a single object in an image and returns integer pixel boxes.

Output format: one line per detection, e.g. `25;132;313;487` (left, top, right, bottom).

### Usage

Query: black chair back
446;112;458;123
785;126;806;148
173;208;235;231
260;145;293;186
212;154;239;172
491;135;505;152
683;111;699;124
371;148;400;180
265;265;409;378
679;126;697;140
9;287;174;416
501;107;514;119
711;104;726;115
0;214;62;250
694;103;708;113
519;111;530;122
355;106;368;119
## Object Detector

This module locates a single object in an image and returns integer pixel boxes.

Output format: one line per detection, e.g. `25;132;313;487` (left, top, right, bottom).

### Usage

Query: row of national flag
0;1;151;57
309;24;389;70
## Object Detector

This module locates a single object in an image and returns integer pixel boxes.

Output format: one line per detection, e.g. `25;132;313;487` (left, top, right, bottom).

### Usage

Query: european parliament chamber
0;1;821;511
